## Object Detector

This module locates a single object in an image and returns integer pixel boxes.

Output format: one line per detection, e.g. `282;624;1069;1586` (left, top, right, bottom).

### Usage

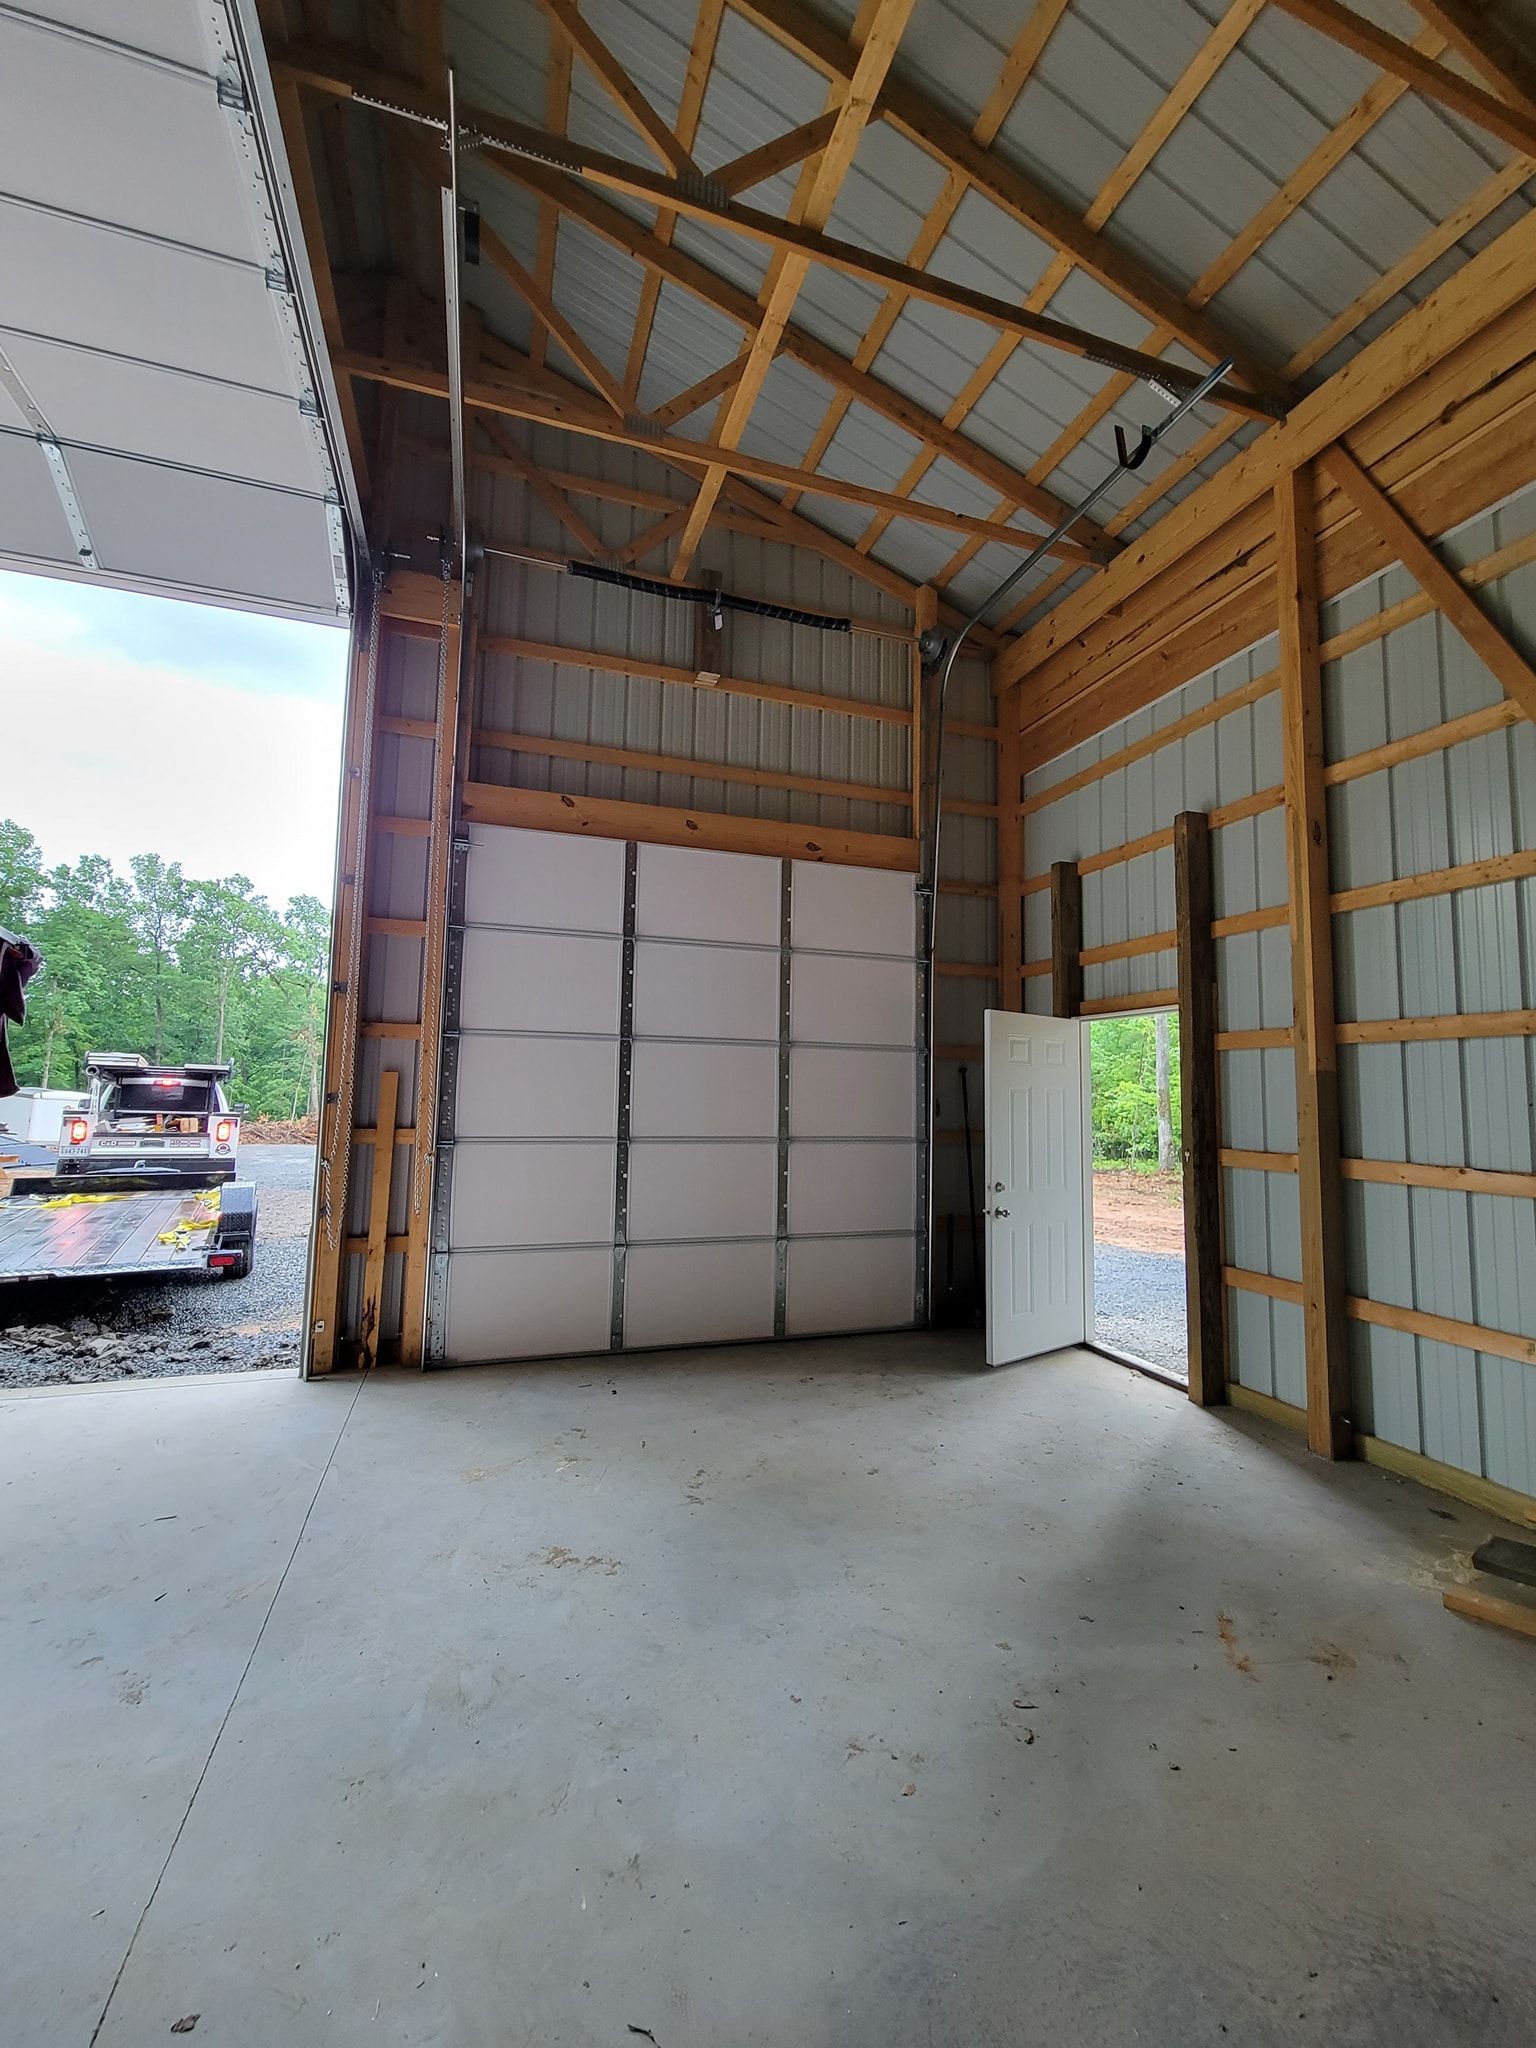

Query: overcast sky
0;569;348;910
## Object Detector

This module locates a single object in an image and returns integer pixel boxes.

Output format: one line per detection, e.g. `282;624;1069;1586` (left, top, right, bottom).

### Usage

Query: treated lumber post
1276;462;1352;1459
996;680;1024;1010
1174;811;1225;1406
1050;860;1082;1018
358;1066;400;1373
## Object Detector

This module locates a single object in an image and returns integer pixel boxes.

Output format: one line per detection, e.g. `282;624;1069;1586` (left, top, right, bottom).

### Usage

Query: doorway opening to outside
1087;1010;1188;1385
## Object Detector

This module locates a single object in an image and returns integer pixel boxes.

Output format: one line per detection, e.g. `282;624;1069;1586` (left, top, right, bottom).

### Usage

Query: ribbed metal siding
1023;482;1536;1490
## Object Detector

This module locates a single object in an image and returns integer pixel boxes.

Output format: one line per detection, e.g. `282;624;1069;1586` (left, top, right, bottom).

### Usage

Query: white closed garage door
429;825;922;1364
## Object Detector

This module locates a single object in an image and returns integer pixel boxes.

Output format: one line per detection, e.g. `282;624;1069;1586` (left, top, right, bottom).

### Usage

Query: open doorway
1087;1011;1188;1384
0;571;346;1387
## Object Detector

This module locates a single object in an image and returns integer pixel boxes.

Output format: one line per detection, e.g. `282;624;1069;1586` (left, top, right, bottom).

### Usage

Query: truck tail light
66;1117;90;1146
214;1119;234;1145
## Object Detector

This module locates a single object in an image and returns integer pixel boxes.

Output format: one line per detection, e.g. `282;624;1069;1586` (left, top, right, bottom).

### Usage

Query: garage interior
6;0;1536;2041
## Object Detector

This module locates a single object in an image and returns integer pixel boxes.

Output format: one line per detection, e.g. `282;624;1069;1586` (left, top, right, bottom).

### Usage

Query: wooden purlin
872;0;1269;575
726;0;1287;405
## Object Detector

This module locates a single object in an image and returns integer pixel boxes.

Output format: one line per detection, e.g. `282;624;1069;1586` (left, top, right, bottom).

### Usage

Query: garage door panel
637;844;779;943
623;1242;777;1349
632;940;778;1041
630;1042;778;1140
791;861;917;957
464;824;625;931
788;1142;918;1236
458;929;622;1034
454;1035;619;1140
444;1248;613;1361
786;1236;917;1335
628;1141;778;1241
790;1047;915;1138
791;953;916;1046
436;832;921;1361
448;1141;615;1249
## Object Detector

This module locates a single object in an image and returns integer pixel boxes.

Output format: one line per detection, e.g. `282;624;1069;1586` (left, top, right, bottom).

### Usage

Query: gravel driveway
0;1145;315;1388
1094;1239;1189;1381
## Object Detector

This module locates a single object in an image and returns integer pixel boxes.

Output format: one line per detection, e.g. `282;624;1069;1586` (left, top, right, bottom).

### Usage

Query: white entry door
983;1009;1090;1366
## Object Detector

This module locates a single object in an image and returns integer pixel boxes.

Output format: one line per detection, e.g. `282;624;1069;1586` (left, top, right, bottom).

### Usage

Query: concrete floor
4;1339;1534;2048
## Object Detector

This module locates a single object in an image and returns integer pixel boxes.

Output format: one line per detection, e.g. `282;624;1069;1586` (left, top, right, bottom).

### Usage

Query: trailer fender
212;1180;258;1278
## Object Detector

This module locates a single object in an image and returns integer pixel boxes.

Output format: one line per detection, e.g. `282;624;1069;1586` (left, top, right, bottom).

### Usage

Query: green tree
1;820;330;1118
1089;1014;1182;1169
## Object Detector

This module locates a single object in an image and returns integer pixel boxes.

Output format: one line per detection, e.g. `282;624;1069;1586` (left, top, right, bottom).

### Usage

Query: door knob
994;1207;1009;1219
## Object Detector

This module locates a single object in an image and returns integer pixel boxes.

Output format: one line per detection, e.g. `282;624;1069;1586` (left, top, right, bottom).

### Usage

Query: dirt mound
241;1117;319;1144
1093;1168;1185;1255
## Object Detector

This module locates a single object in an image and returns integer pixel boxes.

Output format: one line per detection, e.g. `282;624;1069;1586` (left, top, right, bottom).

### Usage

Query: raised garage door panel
433;827;921;1363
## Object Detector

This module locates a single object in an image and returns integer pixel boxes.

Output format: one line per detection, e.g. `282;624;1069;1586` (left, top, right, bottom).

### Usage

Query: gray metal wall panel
1026;500;1536;1482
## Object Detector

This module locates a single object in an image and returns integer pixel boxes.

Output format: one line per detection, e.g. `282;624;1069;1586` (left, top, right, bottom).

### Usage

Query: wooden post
358;1066;400;1372
399;579;470;1368
997;683;1024;1010
307;593;380;1375
1050;860;1082;1018
1276;463;1352;1459
1174;811;1225;1406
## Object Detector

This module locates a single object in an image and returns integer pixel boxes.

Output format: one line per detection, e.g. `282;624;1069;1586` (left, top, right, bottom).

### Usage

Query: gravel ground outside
1094;1239;1189;1381
0;1145;314;1388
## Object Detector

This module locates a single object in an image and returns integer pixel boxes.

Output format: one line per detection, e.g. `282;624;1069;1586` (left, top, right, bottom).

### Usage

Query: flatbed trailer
0;1179;258;1285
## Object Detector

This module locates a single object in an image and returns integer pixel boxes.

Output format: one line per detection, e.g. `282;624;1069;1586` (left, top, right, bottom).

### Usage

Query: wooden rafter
277;47;1121;552
1272;0;1536;154
273;51;1276;421
529;37;572;370
712;111;839;196
536;0;699;173
857;0;1268;567
622;0;723;401
727;0;1288;404
1411;0;1536;114
981;20;1471;636
669;0;921;582
1321;443;1536;721
476;216;626;415
476;418;604;556
783;4;1070;521
337;347;1103;559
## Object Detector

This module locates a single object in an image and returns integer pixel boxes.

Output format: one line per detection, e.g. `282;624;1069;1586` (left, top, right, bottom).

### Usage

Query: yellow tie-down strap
38;1190;137;1209
157;1188;223;1248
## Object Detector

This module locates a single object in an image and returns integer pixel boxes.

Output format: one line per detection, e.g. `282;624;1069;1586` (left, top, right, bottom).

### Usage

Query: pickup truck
0;1052;259;1285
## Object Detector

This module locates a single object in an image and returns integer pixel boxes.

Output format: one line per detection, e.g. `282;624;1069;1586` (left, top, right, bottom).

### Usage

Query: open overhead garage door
0;0;357;620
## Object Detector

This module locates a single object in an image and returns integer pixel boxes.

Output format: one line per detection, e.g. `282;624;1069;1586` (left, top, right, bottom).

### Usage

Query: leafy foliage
1089;1014;1181;1170
0;819;327;1117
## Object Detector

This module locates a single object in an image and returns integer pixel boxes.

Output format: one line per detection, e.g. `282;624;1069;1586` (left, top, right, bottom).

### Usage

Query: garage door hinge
265;261;292;295
215;67;247;112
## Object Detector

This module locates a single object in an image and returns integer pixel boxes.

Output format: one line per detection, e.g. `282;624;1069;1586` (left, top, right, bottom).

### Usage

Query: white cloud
3;637;344;908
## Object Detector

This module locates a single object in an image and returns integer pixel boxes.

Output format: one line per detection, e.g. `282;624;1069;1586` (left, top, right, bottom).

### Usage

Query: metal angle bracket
609;843;639;1353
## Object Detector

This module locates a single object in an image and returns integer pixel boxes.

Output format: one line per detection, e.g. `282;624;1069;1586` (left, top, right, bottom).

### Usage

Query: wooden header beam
461;780;918;869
